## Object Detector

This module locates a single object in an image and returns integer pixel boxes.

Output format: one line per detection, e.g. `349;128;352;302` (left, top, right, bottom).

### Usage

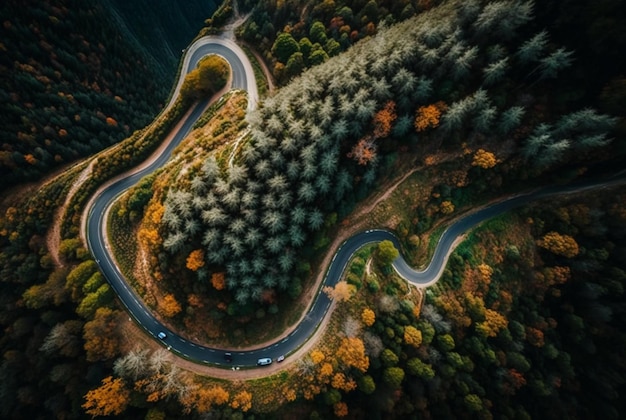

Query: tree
83;308;122;362
211;272;226;290
310;21;327;44
114;348;151;381
186;249;205;271
404;325;423;348
407;357;435;379
358;375;376;394
160;294;182;318
180;54;230;100
538;48;574;79
230;390;252;412
382;367;405;388
476;309;508;338
483;57;509;86
361;308;375;327
440;200;455;214
464;394;483;412
272;33;299;64
323;281;355;302
348;137;377;165
517;30;549;63
538;231;579;258
82;376;130;417
372;100;397;138
472;149;497;169
414;103;443;132
336;337;369;372
377;240;399;267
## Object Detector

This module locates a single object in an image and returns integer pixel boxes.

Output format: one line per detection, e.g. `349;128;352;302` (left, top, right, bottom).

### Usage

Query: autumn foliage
348;137;377;165
82;376;130;417
361;307;375;327
472;149;497;169
323;281;356;302
336;337;369;372
160;293;182;318
372;100;397;138
211;272;226;290
414;102;446;132
186;249;205;271
538;231;579;258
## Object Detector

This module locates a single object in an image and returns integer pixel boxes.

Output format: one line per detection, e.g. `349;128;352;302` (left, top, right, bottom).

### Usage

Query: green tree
309;21;328;44
181;54;230;100
382;367;405;388
407;358;435;379
272;32;300;63
358;375;376;394
377;240;399;267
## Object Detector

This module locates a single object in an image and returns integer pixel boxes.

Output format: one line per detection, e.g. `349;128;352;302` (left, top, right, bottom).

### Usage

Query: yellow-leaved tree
336;337;369;372
472;149;497;169
361;308;376;327
82;376;130;417
538;231;579;258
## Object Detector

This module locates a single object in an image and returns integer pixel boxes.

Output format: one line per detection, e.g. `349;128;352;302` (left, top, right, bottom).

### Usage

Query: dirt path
46;159;96;267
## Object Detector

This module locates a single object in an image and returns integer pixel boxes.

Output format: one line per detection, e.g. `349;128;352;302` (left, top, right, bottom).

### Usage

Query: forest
0;0;625;418
0;0;214;190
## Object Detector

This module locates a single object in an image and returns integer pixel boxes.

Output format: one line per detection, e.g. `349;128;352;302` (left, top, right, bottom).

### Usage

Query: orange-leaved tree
414;102;447;132
472;149;497;169
538;231;579;258
160;294;182;318
211;272;226;290
186;249;205;271
82;376;130;417
348;137;377;165
230;390;253;412
336;337;369;372
372;100;397;138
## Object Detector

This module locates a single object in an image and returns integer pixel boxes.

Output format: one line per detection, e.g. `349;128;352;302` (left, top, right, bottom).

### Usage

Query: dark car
224;352;233;362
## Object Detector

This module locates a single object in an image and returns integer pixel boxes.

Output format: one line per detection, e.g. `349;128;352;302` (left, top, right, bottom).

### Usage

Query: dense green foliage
180;54;231;100
335;189;626;419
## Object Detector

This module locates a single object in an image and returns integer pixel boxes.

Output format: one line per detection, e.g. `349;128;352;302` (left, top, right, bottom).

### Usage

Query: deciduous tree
186;249;205;271
82;376;130;417
361;308;375;327
336;337;369;372
472;149;497;169
323;281;355;302
538;231;579;258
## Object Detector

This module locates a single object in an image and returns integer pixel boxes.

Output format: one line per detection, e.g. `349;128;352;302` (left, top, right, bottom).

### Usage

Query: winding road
85;36;626;369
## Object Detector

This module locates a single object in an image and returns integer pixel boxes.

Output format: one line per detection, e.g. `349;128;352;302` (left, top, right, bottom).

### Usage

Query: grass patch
241;44;269;97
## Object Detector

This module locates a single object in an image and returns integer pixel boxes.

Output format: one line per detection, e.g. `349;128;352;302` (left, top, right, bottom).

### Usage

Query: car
276;355;285;362
224;352;233;362
157;331;167;340
257;357;272;366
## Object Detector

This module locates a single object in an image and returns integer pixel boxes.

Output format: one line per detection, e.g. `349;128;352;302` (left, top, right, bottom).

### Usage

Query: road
85;36;626;369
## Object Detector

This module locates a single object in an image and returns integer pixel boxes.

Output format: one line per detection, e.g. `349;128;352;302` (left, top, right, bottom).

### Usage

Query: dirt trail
46;160;96;267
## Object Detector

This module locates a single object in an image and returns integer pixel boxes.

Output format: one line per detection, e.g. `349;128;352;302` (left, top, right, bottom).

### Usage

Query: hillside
0;0;624;418
0;0;216;191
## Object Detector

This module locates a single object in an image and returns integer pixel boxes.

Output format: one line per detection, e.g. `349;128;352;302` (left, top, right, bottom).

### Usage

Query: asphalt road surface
85;36;626;369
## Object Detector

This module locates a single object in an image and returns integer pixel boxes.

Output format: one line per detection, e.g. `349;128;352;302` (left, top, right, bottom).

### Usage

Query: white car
157;332;167;340
257;357;272;366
